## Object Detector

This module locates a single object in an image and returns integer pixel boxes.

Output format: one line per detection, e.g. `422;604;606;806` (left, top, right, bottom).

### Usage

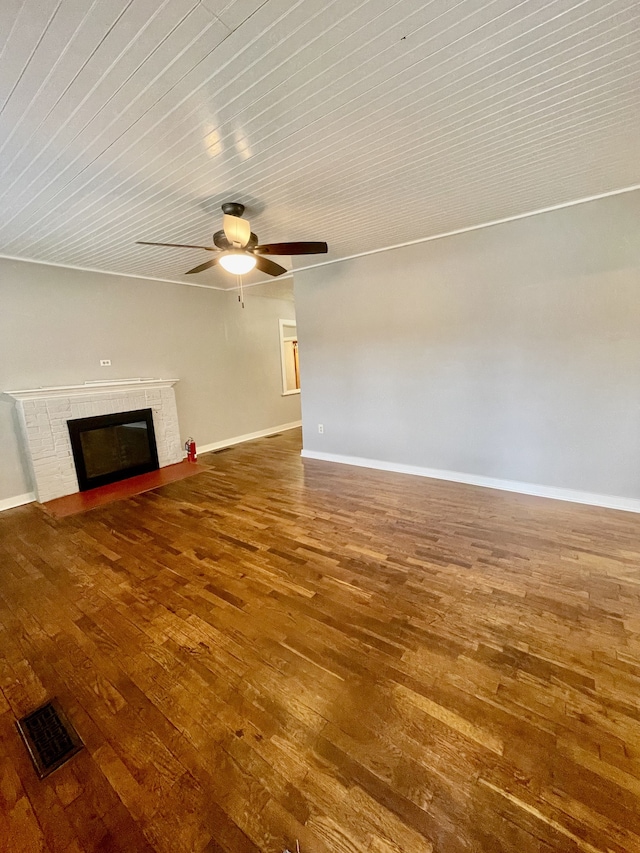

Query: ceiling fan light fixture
218;250;256;275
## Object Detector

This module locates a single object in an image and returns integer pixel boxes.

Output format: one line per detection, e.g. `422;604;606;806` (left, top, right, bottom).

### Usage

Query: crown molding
2;182;638;288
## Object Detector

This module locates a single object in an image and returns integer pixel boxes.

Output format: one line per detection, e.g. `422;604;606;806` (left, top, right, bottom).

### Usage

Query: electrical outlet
318;424;324;434
100;359;111;367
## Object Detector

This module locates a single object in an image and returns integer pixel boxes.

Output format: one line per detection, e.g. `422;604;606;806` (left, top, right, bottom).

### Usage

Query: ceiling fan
136;202;328;277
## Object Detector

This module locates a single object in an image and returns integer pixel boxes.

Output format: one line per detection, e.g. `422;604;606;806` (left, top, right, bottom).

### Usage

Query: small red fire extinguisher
185;437;197;462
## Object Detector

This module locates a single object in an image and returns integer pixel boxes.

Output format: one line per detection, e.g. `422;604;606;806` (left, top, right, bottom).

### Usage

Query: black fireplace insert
67;408;159;491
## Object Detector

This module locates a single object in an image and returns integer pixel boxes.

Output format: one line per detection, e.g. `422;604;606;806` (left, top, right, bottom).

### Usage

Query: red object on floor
185;437;197;462
41;461;205;518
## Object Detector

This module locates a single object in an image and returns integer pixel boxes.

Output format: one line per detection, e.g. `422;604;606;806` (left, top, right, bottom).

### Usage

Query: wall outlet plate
100;359;111;366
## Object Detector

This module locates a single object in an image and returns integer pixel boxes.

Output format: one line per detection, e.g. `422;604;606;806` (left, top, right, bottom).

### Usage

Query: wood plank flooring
1;428;640;852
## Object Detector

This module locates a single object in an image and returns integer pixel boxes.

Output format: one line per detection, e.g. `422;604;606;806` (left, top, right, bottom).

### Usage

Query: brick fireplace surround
5;379;183;503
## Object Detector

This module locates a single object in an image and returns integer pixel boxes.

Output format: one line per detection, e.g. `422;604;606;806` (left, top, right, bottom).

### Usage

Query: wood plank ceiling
0;0;638;290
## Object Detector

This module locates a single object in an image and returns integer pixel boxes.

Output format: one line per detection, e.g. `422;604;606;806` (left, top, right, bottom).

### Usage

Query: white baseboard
198;421;302;455
300;450;640;514
0;491;36;512
5;441;635;515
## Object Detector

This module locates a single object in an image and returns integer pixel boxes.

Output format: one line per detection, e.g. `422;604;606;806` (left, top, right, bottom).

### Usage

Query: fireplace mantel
4;378;178;402
5;378;183;502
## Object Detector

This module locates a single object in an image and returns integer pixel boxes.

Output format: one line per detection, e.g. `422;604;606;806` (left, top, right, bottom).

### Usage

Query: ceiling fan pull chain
237;274;245;308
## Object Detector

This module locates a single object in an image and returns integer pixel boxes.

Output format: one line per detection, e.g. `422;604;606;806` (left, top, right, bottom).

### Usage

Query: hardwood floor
1;428;640;852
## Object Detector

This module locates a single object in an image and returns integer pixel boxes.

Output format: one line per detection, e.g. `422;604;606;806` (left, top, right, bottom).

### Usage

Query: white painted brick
16;383;180;502
37;457;58;470
32;449;55;461
38;478;60;490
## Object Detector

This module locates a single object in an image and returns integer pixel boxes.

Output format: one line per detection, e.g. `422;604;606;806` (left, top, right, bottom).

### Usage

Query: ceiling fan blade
255;255;288;277
185;257;220;275
255;241;328;255
137;241;216;251
223;214;251;248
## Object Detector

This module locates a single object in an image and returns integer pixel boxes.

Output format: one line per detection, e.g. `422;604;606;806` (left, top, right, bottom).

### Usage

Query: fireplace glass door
67;408;159;491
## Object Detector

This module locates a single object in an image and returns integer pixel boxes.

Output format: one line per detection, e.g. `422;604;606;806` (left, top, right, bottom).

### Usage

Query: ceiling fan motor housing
213;229;258;251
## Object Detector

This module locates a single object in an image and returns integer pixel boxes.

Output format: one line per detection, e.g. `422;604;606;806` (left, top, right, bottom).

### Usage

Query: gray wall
0;258;299;501
295;190;640;500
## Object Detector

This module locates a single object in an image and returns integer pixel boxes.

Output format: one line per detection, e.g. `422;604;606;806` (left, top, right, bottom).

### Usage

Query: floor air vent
16;699;84;778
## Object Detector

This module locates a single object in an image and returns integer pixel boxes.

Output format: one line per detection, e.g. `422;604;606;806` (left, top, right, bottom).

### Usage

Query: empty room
1;1;640;851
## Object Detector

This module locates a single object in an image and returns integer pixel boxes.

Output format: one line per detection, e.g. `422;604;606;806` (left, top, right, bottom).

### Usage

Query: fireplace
5;378;182;503
67;408;160;491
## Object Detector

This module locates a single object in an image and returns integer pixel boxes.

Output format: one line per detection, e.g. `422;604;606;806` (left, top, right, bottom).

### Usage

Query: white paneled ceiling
0;0;638;290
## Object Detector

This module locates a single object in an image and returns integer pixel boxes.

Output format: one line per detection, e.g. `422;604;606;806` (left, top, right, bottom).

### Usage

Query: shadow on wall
0;398;34;496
